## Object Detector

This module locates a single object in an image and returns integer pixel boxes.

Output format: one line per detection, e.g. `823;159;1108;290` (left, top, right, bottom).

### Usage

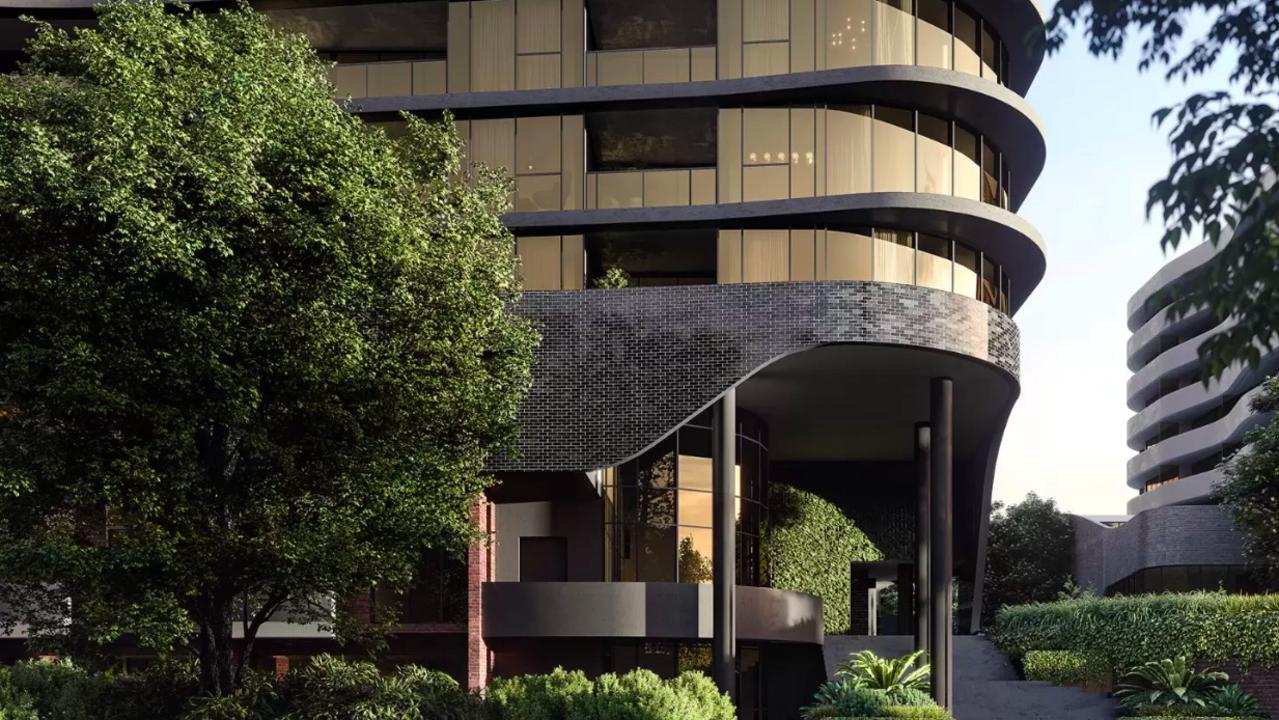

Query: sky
991;20;1236;516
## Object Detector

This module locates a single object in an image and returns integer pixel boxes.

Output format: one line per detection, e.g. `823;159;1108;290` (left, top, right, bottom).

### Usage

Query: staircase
822;635;1118;720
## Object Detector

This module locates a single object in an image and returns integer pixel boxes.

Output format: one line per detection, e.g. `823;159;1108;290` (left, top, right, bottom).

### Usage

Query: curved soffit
1127;239;1219;331
353;65;1048;207
489;280;1019;473
1127;351;1278;448
505;191;1046;313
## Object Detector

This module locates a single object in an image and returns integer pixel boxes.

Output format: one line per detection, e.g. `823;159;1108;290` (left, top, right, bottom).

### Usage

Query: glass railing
586;168;718;209
586;46;717;87
331;59;447;99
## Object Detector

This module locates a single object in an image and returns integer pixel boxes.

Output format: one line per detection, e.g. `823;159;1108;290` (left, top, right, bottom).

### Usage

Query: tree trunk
196;600;237;695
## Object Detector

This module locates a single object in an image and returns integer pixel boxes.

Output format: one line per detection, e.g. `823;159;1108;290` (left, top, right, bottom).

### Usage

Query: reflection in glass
981;255;998;306
916;234;952;291
826;106;873;195
743;109;791;166
874;229;915;285
982;140;999;205
981;24;1000;82
826;0;874;69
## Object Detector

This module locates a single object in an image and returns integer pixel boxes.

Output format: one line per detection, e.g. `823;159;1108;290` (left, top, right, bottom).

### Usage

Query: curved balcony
1127;466;1224;515
1128;385;1271;488
482;582;823;644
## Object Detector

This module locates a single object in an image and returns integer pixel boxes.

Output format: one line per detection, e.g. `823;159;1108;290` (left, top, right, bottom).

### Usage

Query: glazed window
603;413;769;586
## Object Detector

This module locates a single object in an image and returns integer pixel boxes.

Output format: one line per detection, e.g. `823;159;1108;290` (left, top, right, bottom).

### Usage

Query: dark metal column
914;423;931;660
897;563;914;638
929;379;953;710
712;388;737;699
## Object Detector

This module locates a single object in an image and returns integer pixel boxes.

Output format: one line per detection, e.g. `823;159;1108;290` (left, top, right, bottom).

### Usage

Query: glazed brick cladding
492;281;1020;472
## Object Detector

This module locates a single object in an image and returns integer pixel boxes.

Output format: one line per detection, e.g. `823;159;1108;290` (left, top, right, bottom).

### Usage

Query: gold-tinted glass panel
595;172;644;208
517;0;560;54
562;0;585;87
790;108;816;198
874;107;915;192
826;106;872;195
691;47;717;81
790;230;816;281
743;165;789;202
873;229;914;285
791;0;816;72
826;0;874;68
332;64;367;97
954;244;979;299
596;51;644;86
955;126;981;200
875;0;914;65
447;2;471;92
982;141;999;204
645;48;691;83
718;230;743;283
517;116;561;175
742;230;790;283
471;118;515;176
917;0;951;69
680;454;713;492
472;0;515;92
916;234;952;291
561;115;584;210
981;25;999;81
561;235;585;290
678;489;713;528
917;113;952;195
518;54;561;90
744;0;789;42
517;236;561;290
954;6;980;76
367;62;411;97
743;41;790;78
718;0;743;79
516;175;562;211
825;230;873;280
412;61;447;95
718;109;743;203
691;168;717;205
644;170;691;207
743;109;790;166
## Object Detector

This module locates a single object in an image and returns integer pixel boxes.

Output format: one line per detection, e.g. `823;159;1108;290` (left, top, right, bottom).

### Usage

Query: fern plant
1114;657;1229;710
835;650;930;692
1208;684;1264;718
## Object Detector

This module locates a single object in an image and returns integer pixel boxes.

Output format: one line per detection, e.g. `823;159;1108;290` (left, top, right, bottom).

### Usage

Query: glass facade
327;0;1011;98
720;104;1013;208
1107;565;1254;596
603;412;768;586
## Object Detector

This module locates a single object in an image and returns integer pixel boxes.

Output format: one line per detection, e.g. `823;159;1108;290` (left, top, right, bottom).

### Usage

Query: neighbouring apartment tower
0;0;1048;716
1073;239;1275;596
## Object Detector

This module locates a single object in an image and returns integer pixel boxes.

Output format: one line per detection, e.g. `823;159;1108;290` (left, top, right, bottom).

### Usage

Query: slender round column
712;389;737;699
914;423;931;660
929;379;954;710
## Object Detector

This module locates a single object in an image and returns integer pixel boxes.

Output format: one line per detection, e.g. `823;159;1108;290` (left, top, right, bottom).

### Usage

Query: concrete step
824;636;1117;720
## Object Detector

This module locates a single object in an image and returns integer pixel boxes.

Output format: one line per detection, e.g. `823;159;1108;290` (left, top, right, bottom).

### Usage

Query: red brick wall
466;499;493;692
1240;666;1279;719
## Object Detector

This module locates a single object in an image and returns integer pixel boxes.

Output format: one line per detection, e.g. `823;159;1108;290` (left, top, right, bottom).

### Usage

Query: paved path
823;635;1117;720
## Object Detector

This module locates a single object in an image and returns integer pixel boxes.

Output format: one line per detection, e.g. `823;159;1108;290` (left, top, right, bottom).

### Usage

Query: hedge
994;592;1279;671
765;484;882;634
1021;650;1107;686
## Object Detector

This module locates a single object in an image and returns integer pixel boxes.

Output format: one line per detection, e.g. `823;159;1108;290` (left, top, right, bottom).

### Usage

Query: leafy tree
1048;0;1279;378
982;493;1073;627
1217;377;1279;588
0;0;535;694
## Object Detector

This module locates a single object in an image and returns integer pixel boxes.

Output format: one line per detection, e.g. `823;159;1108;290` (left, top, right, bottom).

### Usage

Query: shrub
0;666;39;720
1208;685;1264;718
487;667;593;720
6;660;98;720
1115;657;1229;712
834;651;929;691
180;671;281;720
278;654;477;720
765;484;883;634
801;681;937;719
566;669;734;720
994;592;1279;672
95;658;200;720
1022;650;1106;686
668;672;736;720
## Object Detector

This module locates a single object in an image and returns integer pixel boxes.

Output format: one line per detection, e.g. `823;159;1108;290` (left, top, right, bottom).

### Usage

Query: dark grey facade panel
492;281;1019;472
1070;506;1245;593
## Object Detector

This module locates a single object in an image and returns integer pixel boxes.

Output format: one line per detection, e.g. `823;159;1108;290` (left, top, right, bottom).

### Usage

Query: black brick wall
493;281;1020;472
